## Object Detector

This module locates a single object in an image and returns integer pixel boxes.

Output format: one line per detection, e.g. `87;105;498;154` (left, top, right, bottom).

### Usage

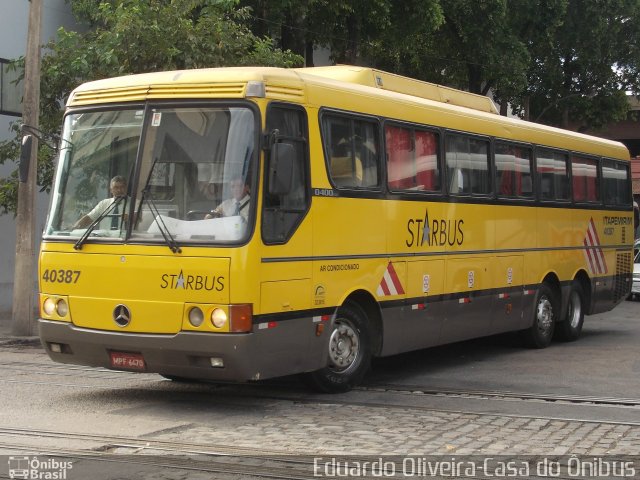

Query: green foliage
241;0;444;67
0;122;21;215
0;0;302;215
522;0;640;131
245;0;640;133
3;0;640;215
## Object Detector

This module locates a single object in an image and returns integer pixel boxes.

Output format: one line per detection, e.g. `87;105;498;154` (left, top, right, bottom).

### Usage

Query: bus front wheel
522;283;557;348
555;281;585;342
305;301;372;393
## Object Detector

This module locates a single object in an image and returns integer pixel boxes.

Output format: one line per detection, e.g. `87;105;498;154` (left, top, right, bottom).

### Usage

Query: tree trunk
467;63;483;94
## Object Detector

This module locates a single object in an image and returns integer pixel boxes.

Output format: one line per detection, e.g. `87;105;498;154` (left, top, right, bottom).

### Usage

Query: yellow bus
38;66;634;392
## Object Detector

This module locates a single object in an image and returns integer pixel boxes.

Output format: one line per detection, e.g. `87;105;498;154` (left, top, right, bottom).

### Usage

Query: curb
0;336;42;348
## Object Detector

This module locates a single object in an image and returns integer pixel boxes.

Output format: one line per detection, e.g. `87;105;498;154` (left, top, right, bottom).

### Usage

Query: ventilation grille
70;82;306;106
265;84;305;102
613;251;632;303
70;83;246;105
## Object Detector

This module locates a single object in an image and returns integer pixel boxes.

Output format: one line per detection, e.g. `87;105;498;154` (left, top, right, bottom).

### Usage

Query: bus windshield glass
45;109;143;239
45;105;257;245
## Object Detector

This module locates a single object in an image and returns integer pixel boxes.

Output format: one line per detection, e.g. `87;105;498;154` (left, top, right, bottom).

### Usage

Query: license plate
109;351;146;371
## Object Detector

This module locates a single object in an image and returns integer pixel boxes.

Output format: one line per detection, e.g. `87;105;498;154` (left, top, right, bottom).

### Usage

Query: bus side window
537;148;569;202
571;155;599;203
602;159;631;206
446;133;490;196
323;114;380;189
386;124;440;192
495;142;533;199
262;104;310;244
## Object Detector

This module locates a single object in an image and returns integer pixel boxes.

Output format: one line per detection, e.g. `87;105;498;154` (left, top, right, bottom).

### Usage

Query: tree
0;0;303;215
494;0;567;117
521;0;640;132
308;0;640;133
240;0;444;68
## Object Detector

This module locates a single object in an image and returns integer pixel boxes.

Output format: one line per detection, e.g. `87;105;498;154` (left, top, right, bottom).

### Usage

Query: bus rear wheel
555;282;585;342
305;301;372;393
522;283;557;348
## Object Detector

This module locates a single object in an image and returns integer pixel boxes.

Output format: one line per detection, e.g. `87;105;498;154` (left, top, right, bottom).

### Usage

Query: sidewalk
0;314;41;347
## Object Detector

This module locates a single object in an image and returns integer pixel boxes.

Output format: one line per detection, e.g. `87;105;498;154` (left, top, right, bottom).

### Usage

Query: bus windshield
45;105;257;246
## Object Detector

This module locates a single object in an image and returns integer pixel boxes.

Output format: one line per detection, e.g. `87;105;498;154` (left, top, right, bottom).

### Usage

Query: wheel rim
536;294;554;336
568;290;582;329
328;318;360;374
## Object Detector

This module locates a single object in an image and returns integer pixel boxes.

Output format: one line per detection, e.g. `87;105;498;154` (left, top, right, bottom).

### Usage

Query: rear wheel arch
303;290;382;393
540;272;561;296
343;289;383;356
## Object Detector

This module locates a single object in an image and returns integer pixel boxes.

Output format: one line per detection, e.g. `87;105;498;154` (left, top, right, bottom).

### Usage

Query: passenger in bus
73;175;129;229
205;177;250;221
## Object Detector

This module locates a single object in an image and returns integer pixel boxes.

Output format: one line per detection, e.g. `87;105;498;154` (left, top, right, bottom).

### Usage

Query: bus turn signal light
229;304;253;332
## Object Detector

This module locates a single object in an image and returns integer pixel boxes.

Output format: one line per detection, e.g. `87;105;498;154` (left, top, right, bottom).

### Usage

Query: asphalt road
366;298;640;399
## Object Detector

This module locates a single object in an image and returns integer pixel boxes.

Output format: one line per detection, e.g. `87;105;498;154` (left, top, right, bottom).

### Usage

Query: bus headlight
211;308;227;328
43;298;56;316
188;306;204;327
182;303;252;332
40;295;71;321
56;299;68;317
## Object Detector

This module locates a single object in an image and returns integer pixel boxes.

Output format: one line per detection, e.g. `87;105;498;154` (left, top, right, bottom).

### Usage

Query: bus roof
68;65;498;113
67;65;629;161
297;65;499;114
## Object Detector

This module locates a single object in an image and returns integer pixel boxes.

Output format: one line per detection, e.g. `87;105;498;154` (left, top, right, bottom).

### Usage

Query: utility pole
12;0;42;336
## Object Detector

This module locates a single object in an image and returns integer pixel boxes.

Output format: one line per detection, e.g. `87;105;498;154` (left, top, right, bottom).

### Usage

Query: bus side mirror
19;134;33;183
268;142;294;195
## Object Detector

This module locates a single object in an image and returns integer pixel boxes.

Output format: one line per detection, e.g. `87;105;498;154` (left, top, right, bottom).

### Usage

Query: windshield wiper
73;196;126;250
137;157;182;254
141;193;182;254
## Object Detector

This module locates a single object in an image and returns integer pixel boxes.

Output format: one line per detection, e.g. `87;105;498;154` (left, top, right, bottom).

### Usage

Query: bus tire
555;281;585;342
522;283;557;349
305;301;372;393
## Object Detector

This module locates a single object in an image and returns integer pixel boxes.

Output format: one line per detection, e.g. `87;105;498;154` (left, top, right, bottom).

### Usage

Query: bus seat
330;155;363;187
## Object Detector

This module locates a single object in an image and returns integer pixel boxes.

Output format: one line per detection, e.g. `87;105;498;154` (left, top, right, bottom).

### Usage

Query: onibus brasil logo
8;457;72;479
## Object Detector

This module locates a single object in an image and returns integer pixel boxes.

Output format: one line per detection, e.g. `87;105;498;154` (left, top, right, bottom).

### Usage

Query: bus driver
205;177;250;221
73;175;129;229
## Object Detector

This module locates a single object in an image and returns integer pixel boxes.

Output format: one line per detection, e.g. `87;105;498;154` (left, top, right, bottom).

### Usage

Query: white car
631;240;640;300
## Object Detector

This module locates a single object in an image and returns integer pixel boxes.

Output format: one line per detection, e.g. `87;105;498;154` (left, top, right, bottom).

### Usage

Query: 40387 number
42;269;81;284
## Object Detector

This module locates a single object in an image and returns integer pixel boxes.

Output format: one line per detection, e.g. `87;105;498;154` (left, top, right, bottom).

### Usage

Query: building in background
0;0;76;318
596;97;640;158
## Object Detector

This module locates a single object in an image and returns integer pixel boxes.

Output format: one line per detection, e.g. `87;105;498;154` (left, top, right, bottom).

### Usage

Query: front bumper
38;318;326;382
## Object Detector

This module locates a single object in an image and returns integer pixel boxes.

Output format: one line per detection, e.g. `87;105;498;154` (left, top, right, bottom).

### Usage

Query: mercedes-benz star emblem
113;304;131;327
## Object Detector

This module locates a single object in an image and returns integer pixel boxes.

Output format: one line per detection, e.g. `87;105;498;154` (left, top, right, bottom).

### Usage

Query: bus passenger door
258;104;316;373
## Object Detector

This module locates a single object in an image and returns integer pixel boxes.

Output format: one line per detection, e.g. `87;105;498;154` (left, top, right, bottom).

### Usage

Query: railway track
2;358;640;421
0;426;319;480
358;384;640;409
1;426;632;480
1;355;639;478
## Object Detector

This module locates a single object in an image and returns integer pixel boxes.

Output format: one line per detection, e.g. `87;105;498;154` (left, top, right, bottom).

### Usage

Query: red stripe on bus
386;262;405;295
